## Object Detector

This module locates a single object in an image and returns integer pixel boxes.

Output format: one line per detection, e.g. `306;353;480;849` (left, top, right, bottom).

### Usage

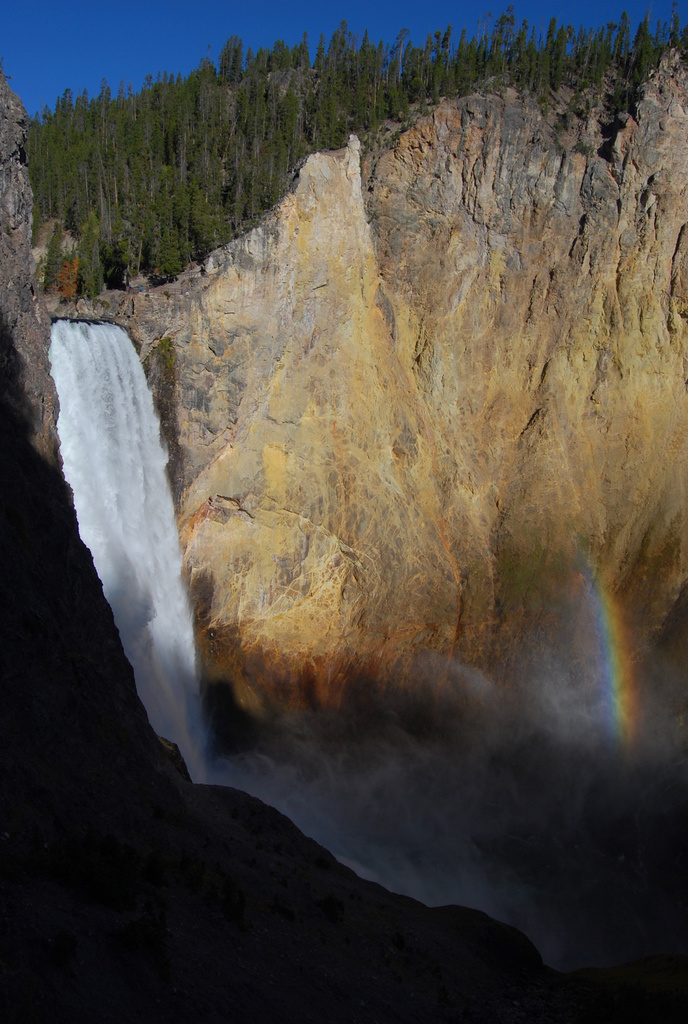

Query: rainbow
582;564;639;748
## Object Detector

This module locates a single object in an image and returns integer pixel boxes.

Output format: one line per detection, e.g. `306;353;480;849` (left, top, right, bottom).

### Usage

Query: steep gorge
12;52;688;978
5;65;583;1022
98;54;688;717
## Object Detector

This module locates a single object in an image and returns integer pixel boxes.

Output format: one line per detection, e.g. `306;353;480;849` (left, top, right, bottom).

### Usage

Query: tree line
28;6;687;298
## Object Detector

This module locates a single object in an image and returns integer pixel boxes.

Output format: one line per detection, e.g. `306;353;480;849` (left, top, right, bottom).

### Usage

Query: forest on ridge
27;6;688;298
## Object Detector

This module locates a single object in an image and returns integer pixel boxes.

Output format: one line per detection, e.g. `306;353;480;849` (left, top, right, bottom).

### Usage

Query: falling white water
49;319;206;780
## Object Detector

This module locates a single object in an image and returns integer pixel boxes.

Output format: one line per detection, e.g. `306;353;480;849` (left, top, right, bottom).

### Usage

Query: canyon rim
86;52;688;724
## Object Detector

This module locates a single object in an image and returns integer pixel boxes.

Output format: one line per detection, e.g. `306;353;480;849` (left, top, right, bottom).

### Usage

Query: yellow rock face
113;58;688;708
368;61;688;681
170;138;465;705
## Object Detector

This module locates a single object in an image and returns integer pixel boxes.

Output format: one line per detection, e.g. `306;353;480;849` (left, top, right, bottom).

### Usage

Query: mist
210;645;688;971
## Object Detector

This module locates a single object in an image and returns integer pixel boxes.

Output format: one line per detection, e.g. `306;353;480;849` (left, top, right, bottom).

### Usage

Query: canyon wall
0;67;57;461
4;72;562;1021
108;54;688;708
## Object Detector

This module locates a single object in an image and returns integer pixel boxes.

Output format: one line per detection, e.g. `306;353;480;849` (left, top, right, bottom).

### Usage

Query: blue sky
4;1;681;118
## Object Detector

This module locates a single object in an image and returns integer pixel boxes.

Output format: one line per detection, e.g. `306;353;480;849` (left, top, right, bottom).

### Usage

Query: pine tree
26;9;682;300
43;221;64;291
77;211;102;297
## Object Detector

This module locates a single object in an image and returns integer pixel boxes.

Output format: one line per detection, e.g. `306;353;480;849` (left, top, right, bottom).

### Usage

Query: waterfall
49;319;206;780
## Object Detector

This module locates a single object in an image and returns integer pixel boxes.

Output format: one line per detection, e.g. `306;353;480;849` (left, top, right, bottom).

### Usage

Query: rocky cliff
368;55;688;679
4;67;588;1024
0;67;57;460
100;54;688;712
